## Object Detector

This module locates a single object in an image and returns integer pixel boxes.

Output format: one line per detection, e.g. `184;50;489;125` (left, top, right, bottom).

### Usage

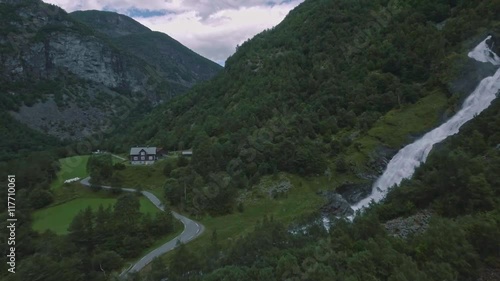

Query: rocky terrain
319;190;354;217
477;268;500;281
383;209;433;239
71;10;221;86
0;0;221;141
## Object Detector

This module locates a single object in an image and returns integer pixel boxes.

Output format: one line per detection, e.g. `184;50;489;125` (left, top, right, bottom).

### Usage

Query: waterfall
350;36;500;215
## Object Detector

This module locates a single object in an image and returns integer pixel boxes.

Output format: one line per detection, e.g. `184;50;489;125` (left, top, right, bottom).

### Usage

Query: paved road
80;177;204;276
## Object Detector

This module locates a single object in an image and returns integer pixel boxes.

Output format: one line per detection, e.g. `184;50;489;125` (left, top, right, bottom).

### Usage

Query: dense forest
138;98;500;281
99;94;500;281
107;0;500;215
1;0;500;280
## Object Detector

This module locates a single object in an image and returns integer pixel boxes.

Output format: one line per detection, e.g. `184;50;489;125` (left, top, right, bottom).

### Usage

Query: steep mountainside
0;0;221;156
69;10;151;38
104;0;500;217
71;11;222;86
1;0;500;280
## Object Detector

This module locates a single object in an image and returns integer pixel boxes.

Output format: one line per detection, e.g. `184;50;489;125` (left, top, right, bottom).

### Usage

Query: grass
50;155;90;190
45;154;171;234
367;91;448;148
51;183;117;204
114;162;166;188
157;173;326;266
111;154;127;164
346;90;448;168
32;195;160;235
110;158;173;200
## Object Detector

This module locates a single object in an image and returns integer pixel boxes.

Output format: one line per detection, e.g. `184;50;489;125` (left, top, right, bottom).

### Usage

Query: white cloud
43;0;303;65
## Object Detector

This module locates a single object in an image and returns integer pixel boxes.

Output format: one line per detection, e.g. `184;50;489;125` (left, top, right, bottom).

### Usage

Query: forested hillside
0;0;221;160
1;0;500;280
103;0;500;280
107;0;500;214
147;90;500;281
70;10;222;85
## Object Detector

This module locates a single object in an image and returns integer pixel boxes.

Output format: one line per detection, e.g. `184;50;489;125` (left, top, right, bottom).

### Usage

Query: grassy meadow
50;155;90;189
32;196;160;234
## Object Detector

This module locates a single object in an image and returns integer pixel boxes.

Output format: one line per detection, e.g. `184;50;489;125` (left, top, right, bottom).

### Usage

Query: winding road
80;177;205;276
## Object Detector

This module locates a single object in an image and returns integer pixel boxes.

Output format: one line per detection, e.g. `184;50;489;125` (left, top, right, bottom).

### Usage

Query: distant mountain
71;10;221;85
69;10;151;38
0;0;221;158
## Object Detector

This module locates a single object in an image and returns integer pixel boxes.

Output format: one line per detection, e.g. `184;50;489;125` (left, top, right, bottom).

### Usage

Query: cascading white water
350;36;500;214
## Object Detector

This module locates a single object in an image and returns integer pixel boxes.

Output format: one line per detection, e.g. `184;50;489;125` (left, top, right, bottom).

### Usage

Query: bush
177;156;189;167
90;184;102;192
163;162;174;177
335;155;349;173
113;163;126;170
29;188;54;209
135;186;143;196
237;202;244;213
109;186;122;195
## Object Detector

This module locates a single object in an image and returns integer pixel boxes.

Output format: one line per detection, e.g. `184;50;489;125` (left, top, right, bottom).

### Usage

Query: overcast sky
43;0;304;65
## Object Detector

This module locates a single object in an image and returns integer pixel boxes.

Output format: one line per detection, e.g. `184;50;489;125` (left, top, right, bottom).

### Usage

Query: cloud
43;0;303;65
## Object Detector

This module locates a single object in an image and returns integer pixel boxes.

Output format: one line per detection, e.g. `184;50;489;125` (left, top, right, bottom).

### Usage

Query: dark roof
130;147;156;155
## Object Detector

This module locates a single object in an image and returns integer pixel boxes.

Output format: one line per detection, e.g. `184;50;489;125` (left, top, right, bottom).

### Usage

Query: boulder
336;183;373;205
319;191;354;217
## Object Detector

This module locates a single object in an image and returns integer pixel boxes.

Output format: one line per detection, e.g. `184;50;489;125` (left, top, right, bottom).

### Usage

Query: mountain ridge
0;0;221;159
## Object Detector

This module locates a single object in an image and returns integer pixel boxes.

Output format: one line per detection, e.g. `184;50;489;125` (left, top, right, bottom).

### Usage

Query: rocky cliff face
0;0;221;141
4;32;146;92
71;10;222;86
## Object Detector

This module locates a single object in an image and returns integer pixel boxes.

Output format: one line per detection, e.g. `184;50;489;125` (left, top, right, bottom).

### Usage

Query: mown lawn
50;155;90;190
32;196;160;234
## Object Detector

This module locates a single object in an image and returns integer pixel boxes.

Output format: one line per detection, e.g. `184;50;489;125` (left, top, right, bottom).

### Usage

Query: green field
50;155;90;189
32;196;160;234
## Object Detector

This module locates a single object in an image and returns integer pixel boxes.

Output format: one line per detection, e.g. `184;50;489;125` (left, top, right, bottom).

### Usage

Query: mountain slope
69;10;151;38
0;0;221;158
118;1;500;280
107;0;500;212
70;10;222;86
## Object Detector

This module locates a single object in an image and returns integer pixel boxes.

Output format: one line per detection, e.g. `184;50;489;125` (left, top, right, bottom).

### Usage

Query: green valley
1;0;500;280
